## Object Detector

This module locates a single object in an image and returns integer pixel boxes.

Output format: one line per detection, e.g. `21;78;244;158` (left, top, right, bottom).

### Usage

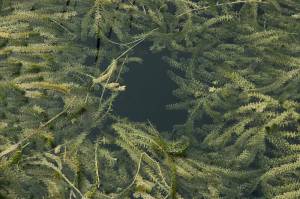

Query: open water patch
114;48;186;132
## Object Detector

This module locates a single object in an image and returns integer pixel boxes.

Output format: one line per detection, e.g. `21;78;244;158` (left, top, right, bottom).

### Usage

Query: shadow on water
114;46;186;132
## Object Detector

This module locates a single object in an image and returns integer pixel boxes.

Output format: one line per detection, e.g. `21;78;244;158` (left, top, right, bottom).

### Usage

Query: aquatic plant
0;0;299;198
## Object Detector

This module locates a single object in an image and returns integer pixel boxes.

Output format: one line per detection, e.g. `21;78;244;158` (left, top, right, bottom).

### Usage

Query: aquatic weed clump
0;0;300;198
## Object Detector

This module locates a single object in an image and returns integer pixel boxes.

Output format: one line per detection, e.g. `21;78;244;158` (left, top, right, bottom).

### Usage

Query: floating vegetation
0;0;300;198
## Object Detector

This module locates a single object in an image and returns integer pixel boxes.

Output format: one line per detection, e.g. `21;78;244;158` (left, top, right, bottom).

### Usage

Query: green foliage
0;0;300;198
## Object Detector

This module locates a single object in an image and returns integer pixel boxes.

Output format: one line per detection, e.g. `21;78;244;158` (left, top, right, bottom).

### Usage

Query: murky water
114;46;186;132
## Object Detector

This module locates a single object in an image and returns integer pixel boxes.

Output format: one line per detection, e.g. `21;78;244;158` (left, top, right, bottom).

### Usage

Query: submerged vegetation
0;0;300;198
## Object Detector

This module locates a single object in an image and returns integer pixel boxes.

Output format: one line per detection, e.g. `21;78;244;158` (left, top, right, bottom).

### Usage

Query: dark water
114;48;186;131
